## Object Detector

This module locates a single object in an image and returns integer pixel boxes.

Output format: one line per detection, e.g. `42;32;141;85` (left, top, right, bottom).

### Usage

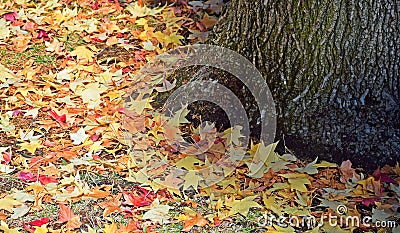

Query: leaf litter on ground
0;0;399;232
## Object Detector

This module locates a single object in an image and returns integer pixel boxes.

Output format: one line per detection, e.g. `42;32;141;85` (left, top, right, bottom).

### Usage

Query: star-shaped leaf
0;196;22;212
142;199;171;223
182;170;203;190
70;46;94;63
227;195;262;217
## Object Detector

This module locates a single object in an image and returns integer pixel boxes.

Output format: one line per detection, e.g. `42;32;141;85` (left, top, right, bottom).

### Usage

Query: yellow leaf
279;173;308;179
0;196;22;212
0;19;10;40
142;40;156;51
0;63;16;82
182;170;203;190
176;213;190;221
175;156;203;170
11;204;30;219
105;90;122;101
227;196;262;217
34;225;49;233
247;142;279;178
222;125;244;146
0;220;22;233
26;183;45;194
287;177;311;192
136;18;148;26
313;160;337;168
79;82;107;108
153;31;167;44
262;193;282;215
19;140;43;154
126;2;165;18
165;32;184;46
70;46;94;63
89;141;104;153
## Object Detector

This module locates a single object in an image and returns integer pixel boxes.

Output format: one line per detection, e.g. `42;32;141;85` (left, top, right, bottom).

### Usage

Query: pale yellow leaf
0;220;22;233
0;196;22;212
142;199;171;223
0;19;10;39
70;46;94;63
182;170;203;190
11;204;30;219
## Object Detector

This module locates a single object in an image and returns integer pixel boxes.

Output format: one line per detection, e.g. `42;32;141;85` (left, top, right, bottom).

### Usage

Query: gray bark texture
207;0;400;170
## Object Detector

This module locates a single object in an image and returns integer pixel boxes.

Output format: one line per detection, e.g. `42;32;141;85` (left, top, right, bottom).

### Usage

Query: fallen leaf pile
0;0;399;232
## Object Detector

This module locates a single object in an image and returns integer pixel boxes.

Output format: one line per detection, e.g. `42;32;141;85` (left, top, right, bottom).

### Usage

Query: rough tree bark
206;0;400;170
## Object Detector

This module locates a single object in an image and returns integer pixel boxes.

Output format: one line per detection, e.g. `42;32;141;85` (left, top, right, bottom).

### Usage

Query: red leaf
362;197;380;207
122;191;152;207
39;175;58;185
3;12;17;22
339;160;360;183
37;29;48;38
1;150;11;164
213;217;222;226
89;134;101;142
18;171;37;182
22;21;36;32
37;29;50;41
91;1;99;10
26;218;49;226
91;37;103;42
122;67;131;73
134;51;146;61
372;167;396;183
48;109;67;127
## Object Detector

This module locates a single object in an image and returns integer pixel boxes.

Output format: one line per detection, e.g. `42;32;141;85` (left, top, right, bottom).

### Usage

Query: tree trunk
207;0;400;170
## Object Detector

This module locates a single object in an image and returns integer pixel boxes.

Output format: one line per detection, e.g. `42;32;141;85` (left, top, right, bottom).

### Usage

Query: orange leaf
57;203;75;223
118;220;139;233
98;194;122;217
86;186;111;199
183;213;208;232
11;34;30;52
66;216;82;230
